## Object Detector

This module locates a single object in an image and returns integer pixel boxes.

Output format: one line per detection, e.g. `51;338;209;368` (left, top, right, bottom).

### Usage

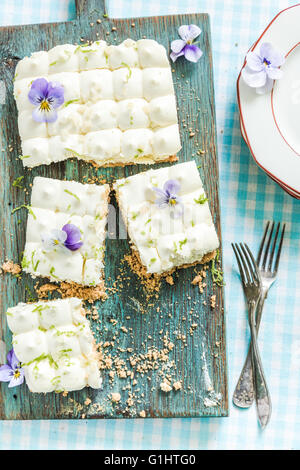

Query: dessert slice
6;298;101;393
114;161;219;275
21;176;109;292
13;39;181;168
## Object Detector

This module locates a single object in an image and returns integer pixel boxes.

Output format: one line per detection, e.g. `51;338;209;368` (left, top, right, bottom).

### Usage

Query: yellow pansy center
14;369;21;379
169;198;177;206
40;99;50;112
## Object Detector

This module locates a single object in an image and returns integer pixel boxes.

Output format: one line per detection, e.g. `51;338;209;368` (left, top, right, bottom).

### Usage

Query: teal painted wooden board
0;0;227;419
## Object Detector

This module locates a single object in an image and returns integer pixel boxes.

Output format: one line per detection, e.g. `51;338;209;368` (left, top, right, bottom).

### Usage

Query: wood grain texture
0;0;228;419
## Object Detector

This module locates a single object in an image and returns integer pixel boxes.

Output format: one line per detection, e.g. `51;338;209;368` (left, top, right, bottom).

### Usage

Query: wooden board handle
76;0;107;19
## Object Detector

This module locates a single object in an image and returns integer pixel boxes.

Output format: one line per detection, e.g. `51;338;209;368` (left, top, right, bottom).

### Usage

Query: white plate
240;112;300;199
237;4;300;196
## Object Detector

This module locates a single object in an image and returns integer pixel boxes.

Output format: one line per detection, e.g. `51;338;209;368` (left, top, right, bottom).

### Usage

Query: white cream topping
83;129;122;162
7;298;101;393
22;176;109;286
114;161;219;274
47;104;83;137
117;99;149;130
137;39;169;68
50;72;81;103
48;44;79;74
18;109;48;140
15;51;49;79
142;68;174;100
152;124;182;157
149;95;177;127
14;38;181;167
21;137;51;166
80;69;114;102
82;100;118;132
121;129;153;159
76;40;108;71
107;39;139;69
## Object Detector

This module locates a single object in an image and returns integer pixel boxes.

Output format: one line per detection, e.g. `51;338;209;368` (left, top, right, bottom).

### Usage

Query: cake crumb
1;260;21;275
35;280;107;303
139;410;146;418
160;380;172;393
111;392;121;403
124;249;216;298
84;398;92;406
124;251;162;294
165;275;174;285
173;381;182;391
210;295;216;309
192;274;202;285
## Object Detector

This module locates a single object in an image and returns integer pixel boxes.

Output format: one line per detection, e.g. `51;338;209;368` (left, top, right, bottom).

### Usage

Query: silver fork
232;242;271;428
233;222;286;410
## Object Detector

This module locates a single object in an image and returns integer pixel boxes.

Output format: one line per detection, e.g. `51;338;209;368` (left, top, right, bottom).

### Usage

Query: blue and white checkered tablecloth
0;0;300;450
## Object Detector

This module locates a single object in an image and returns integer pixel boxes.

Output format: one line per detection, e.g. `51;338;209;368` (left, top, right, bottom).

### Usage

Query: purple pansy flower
170;24;203;63
0;348;24;388
153;179;183;217
62;224;83;251
42;223;83;253
242;42;285;94
28;77;64;123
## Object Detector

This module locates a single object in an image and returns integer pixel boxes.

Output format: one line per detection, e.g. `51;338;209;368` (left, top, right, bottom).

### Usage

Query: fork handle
249;301;272;428
233;291;267;408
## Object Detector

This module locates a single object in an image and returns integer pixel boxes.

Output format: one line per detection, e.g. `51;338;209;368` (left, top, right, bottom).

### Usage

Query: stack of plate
237;4;300;199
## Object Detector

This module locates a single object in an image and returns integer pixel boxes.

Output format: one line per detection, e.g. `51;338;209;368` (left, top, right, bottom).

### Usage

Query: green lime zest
63;98;79;107
211;249;225;287
12;176;24;189
64;189;80;201
121;62;132;82
11;205;36;220
194;194;208;205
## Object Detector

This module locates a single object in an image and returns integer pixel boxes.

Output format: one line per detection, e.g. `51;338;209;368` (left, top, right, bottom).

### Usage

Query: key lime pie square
21;176;109;289
6;298;101;393
13;39;181;168
114;161;219;275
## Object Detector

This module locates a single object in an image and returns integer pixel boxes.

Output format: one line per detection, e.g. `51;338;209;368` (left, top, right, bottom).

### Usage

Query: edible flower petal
41;228;68;252
0;349;24;388
153;179;183;217
62;224;83;251
242;42;285;94
170;24;203;63
41;224;83;253
28;78;64;123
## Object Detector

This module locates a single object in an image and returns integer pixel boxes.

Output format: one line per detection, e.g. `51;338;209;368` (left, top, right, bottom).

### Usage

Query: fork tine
268;222;280;272
257;221;270;266
244;243;260;283
274;223;286;273
235;243;251;284
261;221;275;270
232;243;246;285
240;243;256;282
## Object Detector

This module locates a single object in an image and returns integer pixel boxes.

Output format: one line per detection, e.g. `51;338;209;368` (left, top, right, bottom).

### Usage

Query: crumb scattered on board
35;280;107;303
1;260;21;276
1;234;222;417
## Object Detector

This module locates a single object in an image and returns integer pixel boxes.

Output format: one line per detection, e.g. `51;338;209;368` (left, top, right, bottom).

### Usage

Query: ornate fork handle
233;289;267;408
248;299;272;428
